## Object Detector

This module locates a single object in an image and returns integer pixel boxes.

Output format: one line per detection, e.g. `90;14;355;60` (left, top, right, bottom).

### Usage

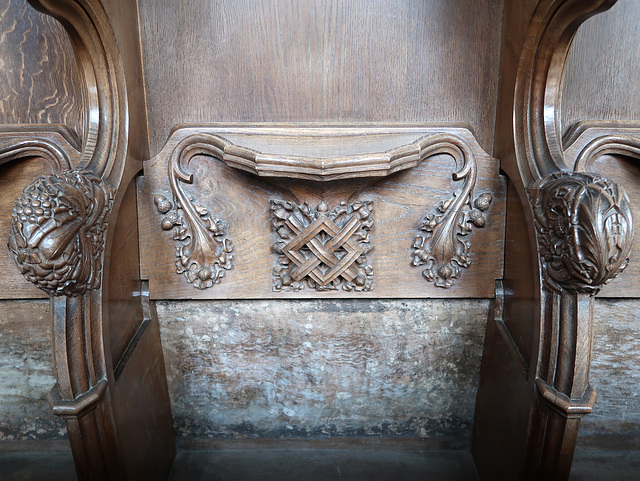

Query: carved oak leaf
8;171;112;296
532;172;633;294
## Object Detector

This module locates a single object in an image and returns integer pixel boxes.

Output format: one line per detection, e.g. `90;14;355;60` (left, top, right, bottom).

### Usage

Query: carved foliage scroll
271;200;373;292
154;192;233;289
532;172;633;294
408;135;491;289
8;170;112;296
412;192;492;288
154;134;235;289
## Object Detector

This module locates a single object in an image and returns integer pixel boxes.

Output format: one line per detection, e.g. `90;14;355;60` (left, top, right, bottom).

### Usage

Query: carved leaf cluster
412;192;492;288
154;193;233;289
8;171;112;296
532;172;633;294
271;200;374;292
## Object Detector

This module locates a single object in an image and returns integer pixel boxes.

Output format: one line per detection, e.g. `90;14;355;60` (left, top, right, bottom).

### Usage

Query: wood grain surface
562;0;640;138
0;0;84;141
137;0;503;156
138;125;505;299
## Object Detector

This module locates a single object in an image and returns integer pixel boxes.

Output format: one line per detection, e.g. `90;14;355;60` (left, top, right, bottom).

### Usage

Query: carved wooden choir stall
1;0;638;479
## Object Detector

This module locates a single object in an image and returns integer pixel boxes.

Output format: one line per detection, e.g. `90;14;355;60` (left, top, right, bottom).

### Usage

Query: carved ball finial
8;171;112;296
532;172;633;294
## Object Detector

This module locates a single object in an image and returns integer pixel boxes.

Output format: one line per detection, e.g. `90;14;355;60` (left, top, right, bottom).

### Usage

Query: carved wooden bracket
147;127;496;292
270;200;373;292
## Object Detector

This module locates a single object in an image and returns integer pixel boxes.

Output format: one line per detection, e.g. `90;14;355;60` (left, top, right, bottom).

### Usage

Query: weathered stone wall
0;297;639;449
157;299;488;441
0;300;66;440
578;299;640;450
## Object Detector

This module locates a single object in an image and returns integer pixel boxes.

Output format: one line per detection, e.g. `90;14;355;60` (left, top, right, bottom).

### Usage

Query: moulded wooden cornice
157;123;485;182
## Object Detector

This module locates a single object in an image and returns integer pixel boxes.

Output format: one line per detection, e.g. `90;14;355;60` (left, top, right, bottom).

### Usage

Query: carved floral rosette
271;200;374;292
8;170;113;296
531;172;633;294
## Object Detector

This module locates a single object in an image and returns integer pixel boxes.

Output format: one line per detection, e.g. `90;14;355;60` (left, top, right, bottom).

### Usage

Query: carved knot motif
8;171;112;296
412;192;492;288
532;172;633;294
271;200;374;292
154;193;233;289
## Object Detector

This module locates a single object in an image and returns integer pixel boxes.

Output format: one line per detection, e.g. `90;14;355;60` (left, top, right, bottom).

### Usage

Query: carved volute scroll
573;130;640;171
407;134;489;288
8;170;113;296
531;172;633;294
0;137;72;171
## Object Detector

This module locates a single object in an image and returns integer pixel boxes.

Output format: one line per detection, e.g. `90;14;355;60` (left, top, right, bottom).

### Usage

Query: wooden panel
112;315;175;480
0;0;84;141
138;125;505;299
562;0;640;137
106;180;144;372
100;0;151;167
137;0;504;155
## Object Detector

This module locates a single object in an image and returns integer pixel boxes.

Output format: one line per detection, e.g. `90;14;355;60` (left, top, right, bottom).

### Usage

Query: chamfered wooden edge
473;2;636;481
4;0;175;479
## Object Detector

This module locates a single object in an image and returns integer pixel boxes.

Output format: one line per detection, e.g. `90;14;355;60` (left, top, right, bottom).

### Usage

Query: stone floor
169;442;479;481
1;440;639;481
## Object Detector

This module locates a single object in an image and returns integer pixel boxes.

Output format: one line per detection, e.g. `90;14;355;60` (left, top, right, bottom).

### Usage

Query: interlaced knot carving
271;200;373;292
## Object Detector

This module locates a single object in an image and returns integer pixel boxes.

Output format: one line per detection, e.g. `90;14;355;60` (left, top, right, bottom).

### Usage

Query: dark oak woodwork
0;0;85;139
1;0;638;480
1;0;175;479
473;1;637;480
137;0;503;155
